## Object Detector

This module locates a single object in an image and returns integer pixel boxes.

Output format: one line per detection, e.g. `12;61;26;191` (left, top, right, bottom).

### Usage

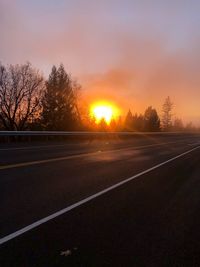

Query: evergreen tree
116;116;123;131
132;113;144;131
124;110;133;130
41;64;80;130
144;106;160;131
185;122;194;132
98;118;108;131
137;114;144;131
110;117;117;131
173;118;184;131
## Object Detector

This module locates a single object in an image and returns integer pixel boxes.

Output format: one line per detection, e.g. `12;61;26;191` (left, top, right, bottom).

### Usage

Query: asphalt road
1;133;200;266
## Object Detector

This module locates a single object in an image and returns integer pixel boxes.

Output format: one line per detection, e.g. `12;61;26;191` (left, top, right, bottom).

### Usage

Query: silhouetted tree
0;62;44;130
98;118;108;131
109;117;117;131
41;64;81;130
143;106;160;131
185;121;194;132
173;117;184;131
124;109;133;130
132;113;144;131
87;115;97;131
114;116;122;131
0;119;3;130
161;96;173;131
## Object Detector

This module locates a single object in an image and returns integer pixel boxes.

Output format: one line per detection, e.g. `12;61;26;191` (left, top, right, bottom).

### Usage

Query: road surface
1;133;200;266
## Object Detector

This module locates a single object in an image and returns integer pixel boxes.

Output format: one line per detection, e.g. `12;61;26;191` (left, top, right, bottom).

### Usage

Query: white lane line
0;141;188;170
0;145;200;245
188;142;200;146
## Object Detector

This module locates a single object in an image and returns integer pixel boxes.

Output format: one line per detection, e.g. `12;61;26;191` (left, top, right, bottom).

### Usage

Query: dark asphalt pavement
1;133;200;266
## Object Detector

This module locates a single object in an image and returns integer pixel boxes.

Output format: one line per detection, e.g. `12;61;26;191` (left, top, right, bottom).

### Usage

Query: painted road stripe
188;142;200;146
0;141;189;170
0;151;99;170
0;145;200;245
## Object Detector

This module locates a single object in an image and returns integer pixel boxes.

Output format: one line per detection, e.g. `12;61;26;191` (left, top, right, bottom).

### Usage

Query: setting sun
90;101;119;124
93;105;112;124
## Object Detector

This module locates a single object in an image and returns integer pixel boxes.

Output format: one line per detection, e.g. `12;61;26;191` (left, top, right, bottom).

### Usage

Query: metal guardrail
0;131;197;136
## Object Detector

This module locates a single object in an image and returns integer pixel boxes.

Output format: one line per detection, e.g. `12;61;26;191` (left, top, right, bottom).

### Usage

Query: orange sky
1;0;200;125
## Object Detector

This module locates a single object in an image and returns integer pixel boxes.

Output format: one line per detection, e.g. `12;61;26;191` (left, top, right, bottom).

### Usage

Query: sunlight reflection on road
85;150;150;162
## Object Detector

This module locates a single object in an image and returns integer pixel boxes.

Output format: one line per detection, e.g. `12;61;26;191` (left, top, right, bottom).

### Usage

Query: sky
1;0;200;124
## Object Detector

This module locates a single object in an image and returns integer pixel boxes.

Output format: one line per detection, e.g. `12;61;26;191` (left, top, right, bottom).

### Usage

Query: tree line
0;62;81;131
0;62;197;132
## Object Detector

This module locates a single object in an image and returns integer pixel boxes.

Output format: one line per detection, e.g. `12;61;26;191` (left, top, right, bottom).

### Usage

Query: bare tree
0;62;44;130
161;96;173;131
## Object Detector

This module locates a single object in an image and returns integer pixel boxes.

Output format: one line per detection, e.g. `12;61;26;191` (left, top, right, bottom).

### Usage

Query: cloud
0;0;200;124
80;36;200;124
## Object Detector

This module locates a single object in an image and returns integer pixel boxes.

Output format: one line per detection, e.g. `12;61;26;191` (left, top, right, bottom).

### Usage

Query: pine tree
41;64;80;130
144;106;160;131
173;118;184;131
98;118;108;132
124;110;133;130
110;117;117;131
132;113;144;131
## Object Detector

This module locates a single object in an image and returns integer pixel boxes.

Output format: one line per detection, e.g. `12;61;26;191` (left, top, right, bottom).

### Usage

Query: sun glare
91;101;119;124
